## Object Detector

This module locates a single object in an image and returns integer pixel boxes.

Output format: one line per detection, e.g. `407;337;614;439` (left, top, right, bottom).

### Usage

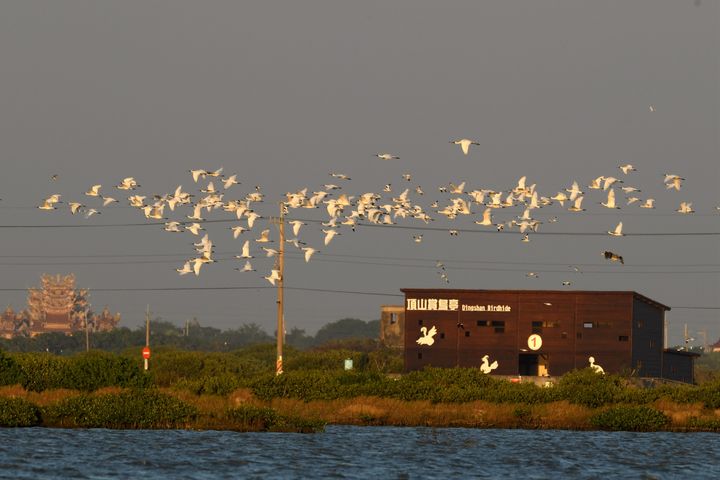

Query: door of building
519;353;539;375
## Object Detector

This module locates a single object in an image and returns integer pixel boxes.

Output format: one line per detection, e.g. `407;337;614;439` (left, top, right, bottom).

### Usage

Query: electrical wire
0;216;718;236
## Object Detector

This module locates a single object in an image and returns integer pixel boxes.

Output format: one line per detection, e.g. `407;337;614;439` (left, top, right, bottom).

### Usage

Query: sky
0;1;718;346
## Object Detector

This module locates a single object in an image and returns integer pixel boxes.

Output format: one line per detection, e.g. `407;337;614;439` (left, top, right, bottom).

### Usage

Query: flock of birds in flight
34;137;712;287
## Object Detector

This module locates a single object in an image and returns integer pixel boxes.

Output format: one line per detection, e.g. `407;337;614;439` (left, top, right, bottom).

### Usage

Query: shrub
67;351;150;391
151;350;267;387
271;415;326;433
15;353;71;392
0;350;22;386
556;369;624;408
0;397;42;427
175;374;241;396
590;405;669;431
686;417;720;431
697;380;720;409
225;405;325;433
44;389;196;429
226;405;278;430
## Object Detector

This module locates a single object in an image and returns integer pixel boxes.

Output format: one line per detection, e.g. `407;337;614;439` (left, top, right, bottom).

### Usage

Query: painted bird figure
480;355;499;374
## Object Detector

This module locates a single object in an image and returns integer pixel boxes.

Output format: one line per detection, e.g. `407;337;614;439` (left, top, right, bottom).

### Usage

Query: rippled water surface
0;426;718;479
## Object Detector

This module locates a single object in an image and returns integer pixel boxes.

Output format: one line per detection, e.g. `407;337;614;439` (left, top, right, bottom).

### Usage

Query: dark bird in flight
602;251;624;265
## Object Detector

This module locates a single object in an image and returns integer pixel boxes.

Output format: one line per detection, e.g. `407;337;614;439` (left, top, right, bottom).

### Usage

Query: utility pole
84;315;90;352
144;305;150;371
698;330;707;352
271;203;286;375
683;323;695;350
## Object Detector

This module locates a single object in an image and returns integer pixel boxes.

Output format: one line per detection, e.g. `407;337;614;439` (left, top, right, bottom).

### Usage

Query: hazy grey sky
0;1;718;345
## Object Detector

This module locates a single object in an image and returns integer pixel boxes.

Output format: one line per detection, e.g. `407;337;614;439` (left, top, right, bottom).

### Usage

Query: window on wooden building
583;322;594;329
439;333;445;339
418;352;423;360
492;320;505;333
576;332;582;339
561;332;568;339
418;319;423;326
476;320;489;327
532;321;543;334
618;335;629;342
465;331;470;337
390;313;398;324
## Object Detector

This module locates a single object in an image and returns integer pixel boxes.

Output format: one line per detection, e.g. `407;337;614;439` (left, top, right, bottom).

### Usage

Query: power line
0;285;402;297
0;284;717;308
0;216;718;236
0;249;717;269
1;255;718;273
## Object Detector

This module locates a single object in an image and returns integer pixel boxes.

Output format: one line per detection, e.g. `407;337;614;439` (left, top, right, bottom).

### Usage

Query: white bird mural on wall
416;326;437;346
480;355;499;374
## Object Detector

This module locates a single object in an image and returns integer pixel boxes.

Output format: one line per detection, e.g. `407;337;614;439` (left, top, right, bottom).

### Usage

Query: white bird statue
588;356;605;374
480;355;499;374
416;326;437;346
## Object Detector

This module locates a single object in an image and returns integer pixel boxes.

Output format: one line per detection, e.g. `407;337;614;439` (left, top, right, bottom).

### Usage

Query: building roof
663;348;701;358
399;289;671;311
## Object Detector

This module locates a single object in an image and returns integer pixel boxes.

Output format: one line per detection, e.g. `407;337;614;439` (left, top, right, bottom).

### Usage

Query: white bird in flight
222;175;239;189
450;138;480;155
236;240;253;259
619;164;636;175
677;202;694;214
568;196;585;212
265;269;281;286
68;202;84;215
474;208;493;226
302;247;317;263
323;229;340;246
85;185;102;197
608;221;624;237
185;223;204;235
375;153;400;160
116;177;139;190
255;229;271;243
230;226;247;239
601;189;619;209
288;220;306;237
176;262;193;275
236;260;255;272
639;198;655;209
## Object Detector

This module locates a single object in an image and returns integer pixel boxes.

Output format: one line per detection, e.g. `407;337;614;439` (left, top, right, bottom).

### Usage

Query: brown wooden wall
403;290;651;375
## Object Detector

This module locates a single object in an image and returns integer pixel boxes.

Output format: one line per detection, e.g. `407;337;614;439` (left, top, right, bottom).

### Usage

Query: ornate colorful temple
0;274;120;339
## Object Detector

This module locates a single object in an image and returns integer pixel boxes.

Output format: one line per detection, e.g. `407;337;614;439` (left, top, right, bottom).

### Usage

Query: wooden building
402;289;696;383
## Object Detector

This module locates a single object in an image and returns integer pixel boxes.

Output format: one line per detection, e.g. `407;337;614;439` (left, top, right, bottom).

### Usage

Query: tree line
0;317;380;354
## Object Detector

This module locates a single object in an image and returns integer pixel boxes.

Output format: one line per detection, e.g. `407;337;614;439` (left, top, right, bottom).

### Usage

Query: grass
1;383;718;432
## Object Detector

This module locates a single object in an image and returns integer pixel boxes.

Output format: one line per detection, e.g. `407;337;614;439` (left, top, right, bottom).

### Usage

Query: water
0;426;718;479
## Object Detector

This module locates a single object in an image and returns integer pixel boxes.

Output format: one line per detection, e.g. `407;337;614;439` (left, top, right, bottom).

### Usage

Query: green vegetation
8;351;151;392
0;397;42;427
1;345;719;432
225;405;325;433
590;405;669;431
44;389;197;429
